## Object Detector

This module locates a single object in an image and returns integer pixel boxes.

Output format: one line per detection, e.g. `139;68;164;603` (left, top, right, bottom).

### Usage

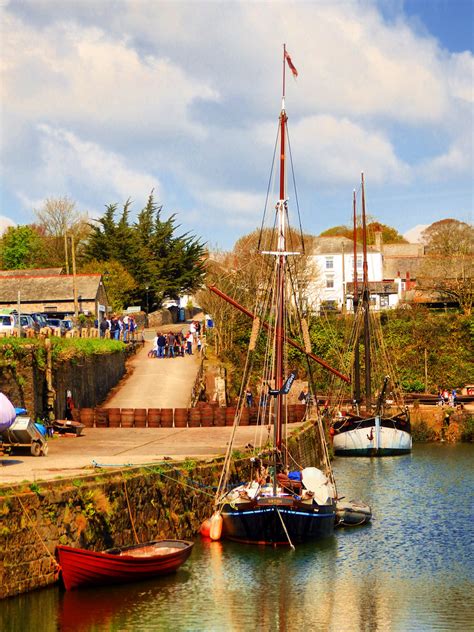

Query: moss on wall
0;421;324;599
0;339;128;418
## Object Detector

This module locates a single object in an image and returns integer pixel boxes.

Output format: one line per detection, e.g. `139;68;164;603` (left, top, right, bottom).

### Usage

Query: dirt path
104;328;202;409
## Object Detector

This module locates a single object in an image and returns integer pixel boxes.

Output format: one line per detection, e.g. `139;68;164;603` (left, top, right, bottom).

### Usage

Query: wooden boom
207;285;351;384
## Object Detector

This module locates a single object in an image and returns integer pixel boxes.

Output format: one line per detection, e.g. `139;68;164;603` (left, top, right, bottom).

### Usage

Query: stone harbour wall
0;349;126;419
53;352;126;418
0;421;323;599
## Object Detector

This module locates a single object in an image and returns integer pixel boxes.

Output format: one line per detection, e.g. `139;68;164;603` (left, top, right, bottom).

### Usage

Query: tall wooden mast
361;172;372;411
275;45;288;450
352;189;361;404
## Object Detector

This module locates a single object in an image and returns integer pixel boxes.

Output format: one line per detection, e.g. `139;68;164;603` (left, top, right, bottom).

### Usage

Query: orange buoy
200;519;211;538
209;512;223;541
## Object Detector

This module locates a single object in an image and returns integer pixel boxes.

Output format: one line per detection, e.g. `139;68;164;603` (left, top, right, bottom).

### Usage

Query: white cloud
1;12;219;139
447;52;474;103
273;114;411;185
35;123;159;203
1;0;472;242
418;131;473;180
201;189;264;228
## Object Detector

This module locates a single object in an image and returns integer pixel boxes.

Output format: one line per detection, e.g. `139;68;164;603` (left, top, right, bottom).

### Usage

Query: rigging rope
276;506;295;550
12;490;60;569
258;122;280;251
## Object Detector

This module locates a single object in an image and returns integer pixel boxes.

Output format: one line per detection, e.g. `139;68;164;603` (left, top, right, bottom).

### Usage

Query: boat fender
209;512;223;541
200;518;211;538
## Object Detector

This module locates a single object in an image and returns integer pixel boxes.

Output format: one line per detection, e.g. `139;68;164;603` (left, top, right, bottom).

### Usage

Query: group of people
150;321;203;358
98;315;138;341
437;388;458;407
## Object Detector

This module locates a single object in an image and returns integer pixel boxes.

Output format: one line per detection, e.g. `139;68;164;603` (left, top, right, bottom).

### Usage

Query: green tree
0;225;48;269
80;260;137;313
84;192;207;310
320;221;407;245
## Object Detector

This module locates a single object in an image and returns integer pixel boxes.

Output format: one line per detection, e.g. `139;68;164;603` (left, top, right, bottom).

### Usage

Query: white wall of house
307;251;392;312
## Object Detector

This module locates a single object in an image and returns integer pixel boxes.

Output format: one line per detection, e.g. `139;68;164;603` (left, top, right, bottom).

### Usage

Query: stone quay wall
53;352;126;419
0;421;323;599
0;349;126;420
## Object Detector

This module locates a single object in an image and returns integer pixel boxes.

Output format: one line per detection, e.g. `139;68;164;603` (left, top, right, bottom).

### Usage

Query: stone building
0;271;109;318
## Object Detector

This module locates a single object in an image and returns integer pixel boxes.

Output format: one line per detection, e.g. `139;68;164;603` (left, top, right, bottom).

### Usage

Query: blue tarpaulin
288;471;302;482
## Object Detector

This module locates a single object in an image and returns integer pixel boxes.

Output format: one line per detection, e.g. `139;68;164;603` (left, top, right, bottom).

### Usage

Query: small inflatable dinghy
336;499;372;526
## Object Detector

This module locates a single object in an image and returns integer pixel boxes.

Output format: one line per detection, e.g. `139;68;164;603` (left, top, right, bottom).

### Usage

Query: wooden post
424;348;428;393
17;291;21;337
71;234;79;318
341;240;346;314
45;338;56;421
64;231;70;275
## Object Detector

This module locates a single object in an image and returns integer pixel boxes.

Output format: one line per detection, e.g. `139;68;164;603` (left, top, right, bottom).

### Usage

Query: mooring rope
92;460;245;496
13;490;61;570
143;465;216;499
275;506;295;550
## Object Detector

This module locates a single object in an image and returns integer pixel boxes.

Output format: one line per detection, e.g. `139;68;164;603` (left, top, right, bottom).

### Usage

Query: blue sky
1;0;472;249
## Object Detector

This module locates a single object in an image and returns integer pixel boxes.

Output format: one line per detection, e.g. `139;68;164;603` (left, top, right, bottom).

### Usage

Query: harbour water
1;444;473;631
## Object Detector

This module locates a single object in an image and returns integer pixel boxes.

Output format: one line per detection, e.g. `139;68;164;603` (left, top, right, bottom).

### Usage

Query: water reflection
1;444;472;632
56;565;195;632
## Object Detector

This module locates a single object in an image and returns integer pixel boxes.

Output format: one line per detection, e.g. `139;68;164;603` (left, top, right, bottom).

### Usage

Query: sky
1;0;473;249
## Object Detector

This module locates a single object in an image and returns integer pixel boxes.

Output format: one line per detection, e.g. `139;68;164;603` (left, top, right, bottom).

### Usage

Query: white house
306;236;399;312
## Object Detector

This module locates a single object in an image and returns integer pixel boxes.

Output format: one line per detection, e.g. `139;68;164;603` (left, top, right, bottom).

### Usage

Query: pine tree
83;192;207;310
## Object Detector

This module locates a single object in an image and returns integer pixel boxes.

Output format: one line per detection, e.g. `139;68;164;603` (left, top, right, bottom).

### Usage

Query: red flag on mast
285;51;298;78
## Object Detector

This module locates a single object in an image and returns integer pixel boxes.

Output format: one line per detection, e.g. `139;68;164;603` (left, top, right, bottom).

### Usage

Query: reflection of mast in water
357;575;384;632
296;540;338;628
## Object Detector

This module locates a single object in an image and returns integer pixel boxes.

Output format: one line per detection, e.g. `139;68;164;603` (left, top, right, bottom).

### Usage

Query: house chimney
374;229;382;251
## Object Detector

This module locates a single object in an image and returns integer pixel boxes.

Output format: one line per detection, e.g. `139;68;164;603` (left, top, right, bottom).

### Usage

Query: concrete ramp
104;337;201;409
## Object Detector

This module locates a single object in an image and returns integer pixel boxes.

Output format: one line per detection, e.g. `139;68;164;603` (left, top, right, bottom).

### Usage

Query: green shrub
412;420;437;442
460;415;474;442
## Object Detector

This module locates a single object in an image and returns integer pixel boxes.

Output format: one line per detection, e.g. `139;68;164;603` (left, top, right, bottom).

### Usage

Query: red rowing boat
56;540;194;590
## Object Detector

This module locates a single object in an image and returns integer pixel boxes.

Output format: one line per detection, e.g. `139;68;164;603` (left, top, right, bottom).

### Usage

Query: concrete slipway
0;330;282;485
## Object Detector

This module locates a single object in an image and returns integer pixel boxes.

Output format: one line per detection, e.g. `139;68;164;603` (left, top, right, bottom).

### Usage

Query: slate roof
382;256;425;279
346;281;398;294
0;274;103;302
308;236;380;254
382;243;424;256
0;267;63;277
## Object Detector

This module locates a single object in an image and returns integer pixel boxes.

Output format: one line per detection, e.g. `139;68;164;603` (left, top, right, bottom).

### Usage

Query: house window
351;255;363;269
325;257;334;270
326;276;334;289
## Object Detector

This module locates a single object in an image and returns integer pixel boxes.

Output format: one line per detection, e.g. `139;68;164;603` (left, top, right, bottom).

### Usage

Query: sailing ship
330;174;412;456
206;46;349;546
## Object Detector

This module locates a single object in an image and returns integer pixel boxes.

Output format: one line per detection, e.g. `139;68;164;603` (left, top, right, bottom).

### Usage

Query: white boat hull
333;424;412;456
